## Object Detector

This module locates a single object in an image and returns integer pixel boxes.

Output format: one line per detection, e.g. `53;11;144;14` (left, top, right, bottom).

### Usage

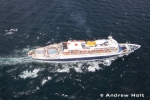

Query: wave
4;29;18;35
0;57;32;66
17;56;119;78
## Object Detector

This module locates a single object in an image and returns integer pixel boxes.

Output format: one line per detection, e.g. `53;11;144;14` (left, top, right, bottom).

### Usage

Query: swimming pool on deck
36;49;58;54
48;49;58;54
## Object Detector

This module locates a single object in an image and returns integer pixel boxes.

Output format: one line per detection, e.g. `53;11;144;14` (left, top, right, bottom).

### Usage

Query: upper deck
62;36;119;55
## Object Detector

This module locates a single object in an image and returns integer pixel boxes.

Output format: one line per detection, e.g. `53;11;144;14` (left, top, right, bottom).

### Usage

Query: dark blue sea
0;0;150;100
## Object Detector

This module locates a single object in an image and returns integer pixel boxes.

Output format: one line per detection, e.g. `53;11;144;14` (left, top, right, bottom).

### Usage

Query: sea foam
19;69;40;79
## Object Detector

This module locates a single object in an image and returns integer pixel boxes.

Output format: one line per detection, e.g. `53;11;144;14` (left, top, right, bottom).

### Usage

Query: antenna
110;32;112;36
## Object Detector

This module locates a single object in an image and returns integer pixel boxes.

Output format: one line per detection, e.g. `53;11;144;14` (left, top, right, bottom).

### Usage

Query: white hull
28;42;140;61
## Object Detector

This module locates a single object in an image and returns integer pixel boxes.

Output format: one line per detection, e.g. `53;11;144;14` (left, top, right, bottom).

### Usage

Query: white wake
0;57;32;65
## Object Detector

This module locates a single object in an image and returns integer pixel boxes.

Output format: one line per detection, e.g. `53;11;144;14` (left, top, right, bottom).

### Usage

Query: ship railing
62;47;118;56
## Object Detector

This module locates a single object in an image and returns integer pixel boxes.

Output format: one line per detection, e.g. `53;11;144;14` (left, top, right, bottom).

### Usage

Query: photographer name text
100;93;144;98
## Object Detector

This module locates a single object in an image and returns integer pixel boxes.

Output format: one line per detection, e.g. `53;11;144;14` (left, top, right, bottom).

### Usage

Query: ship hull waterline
30;53;126;62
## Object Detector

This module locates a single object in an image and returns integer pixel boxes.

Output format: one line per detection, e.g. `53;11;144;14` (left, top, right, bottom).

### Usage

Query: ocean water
0;0;150;100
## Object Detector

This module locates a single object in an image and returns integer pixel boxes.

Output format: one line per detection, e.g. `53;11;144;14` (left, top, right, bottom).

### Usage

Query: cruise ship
28;36;140;61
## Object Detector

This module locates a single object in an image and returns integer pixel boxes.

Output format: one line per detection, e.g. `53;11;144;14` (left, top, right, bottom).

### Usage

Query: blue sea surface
0;0;150;100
